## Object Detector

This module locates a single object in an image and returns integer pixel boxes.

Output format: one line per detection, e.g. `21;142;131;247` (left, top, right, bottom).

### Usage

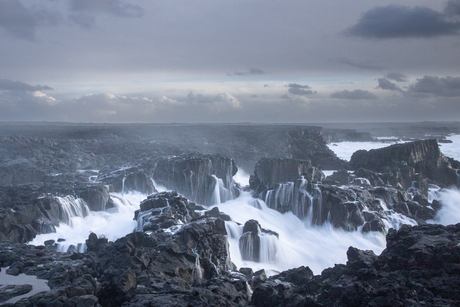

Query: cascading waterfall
30;192;146;253
56;196;91;226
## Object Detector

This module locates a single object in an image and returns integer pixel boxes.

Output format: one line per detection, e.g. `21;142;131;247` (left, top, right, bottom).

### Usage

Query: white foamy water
439;134;460;161
26;134;460;277
214;192;386;275
327;139;405;162
233;168;250;187
30;192;146;252
429;188;460;226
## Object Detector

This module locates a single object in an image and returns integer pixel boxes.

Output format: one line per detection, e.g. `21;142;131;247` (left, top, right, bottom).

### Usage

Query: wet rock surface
152;153;239;206
252;223;460;307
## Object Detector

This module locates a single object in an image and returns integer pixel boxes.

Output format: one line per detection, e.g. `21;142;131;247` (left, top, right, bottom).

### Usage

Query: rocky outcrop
239;219;279;263
250;158;325;198
75;183;115;212
152;153;239;206
134;191;199;232
350;139;459;191
252;223;460;307
99;167;156;195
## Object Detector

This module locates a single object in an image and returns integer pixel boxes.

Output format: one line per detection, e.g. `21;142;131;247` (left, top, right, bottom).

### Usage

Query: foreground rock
252;223;460;307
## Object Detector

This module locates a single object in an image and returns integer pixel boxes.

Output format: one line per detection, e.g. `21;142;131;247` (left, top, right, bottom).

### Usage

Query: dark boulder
135;191;199;232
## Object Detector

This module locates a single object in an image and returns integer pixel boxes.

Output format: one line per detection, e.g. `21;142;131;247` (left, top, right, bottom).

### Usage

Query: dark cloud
385;72;408;82
331;89;378;100
230;68;266;77
0;0;60;40
377;78;403;92
445;0;460;16
0;79;53;91
408;75;460;97
347;5;460;39
69;0;144;18
287;83;316;96
337;58;384;71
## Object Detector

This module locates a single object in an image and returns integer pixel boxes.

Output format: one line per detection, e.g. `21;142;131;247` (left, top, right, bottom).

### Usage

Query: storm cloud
347;5;460;39
331;90;378;100
377;78;403;92
288;84;316;96
0;0;60;40
0;79;53;92
385;72;408;82
408;75;460;97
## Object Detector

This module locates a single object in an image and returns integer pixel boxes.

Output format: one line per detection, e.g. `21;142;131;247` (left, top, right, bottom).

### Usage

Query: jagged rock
134;191;199;232
0;284;33;303
75;183;114;211
250;158;325;197
350;139;459;192
99;167;156;195
238;220;279;263
152;153;239;206
252;223;460;307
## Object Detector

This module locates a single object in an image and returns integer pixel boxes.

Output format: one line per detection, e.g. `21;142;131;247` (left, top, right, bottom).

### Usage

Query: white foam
30;192;146;252
214;192;386;275
439;134;460;161
327;139;405;162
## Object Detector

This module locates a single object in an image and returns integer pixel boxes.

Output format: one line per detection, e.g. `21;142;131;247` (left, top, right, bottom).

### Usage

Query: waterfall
56;196;90;226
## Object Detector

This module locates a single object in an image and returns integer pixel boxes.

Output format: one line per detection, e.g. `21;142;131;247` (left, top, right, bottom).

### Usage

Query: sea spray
428;188;460;226
30;192;146;252
215;192;386;275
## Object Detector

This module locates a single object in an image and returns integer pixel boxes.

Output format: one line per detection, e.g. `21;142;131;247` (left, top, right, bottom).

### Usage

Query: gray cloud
0;79;53;91
408;75;460;97
347;5;460;39
69;0;144;18
385;72;408;82
377;78;403;92
229;68;266;77
445;0;460;16
331;89;378;100
337;58;384;71
0;0;60;40
287;83;316;96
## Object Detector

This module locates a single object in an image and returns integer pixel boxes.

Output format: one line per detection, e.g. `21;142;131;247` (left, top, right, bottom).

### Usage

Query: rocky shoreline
1;123;460;306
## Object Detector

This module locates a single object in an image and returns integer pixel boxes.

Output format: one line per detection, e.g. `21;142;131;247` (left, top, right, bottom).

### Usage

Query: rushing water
30;192;146;252
29;134;460;276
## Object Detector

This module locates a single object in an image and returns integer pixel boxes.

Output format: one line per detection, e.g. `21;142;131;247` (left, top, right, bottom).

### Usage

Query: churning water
30;134;460;276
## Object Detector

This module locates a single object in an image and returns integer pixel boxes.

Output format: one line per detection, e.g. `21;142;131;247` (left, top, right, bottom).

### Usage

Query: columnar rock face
249;155;439;233
252;223;460;307
99;167;156;195
250;158;325;197
153;153;239;206
350;139;459;191
238;219;279;263
75;183;114;211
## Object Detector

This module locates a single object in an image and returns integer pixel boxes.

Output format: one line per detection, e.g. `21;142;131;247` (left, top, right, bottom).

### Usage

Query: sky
0;0;460;123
